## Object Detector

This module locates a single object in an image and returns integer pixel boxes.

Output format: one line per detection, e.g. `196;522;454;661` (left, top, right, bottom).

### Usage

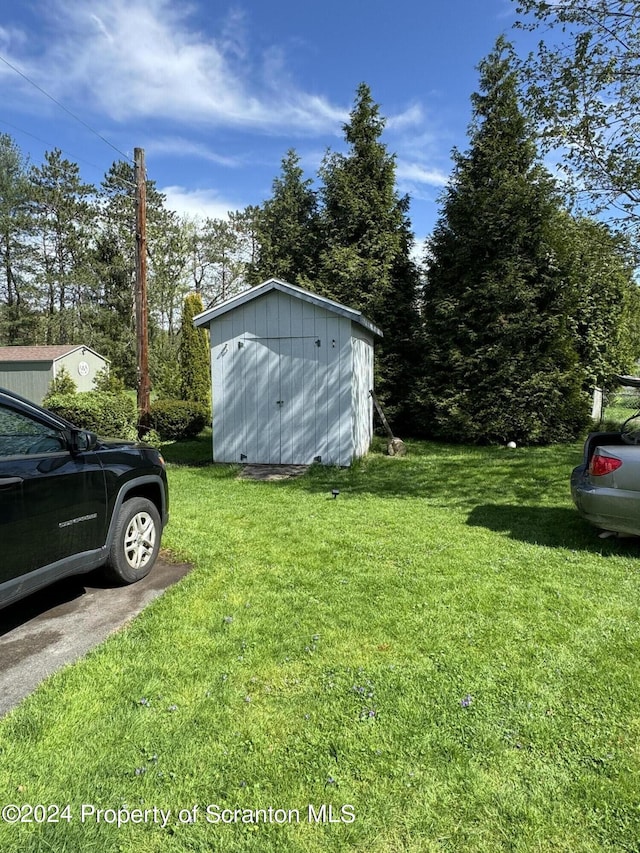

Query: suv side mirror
69;429;98;453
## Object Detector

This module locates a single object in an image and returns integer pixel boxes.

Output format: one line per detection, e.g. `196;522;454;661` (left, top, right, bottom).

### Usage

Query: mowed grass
0;438;639;852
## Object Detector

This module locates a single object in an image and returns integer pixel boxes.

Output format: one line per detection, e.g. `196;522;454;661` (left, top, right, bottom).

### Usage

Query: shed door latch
276;400;284;407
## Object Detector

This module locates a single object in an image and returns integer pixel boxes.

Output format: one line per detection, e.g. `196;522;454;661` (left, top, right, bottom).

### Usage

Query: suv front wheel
104;497;162;584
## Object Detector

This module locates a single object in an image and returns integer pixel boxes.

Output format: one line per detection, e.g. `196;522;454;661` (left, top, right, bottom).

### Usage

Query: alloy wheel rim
124;511;156;570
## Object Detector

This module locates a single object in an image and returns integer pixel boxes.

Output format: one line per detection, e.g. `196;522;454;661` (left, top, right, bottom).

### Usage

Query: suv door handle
0;477;23;488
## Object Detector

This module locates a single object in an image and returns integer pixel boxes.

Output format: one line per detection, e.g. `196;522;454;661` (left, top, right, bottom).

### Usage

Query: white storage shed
193;278;382;466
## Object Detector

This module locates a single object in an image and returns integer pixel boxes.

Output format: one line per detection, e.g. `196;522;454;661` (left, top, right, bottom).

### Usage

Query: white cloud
396;161;449;187
386;103;424;132
13;0;348;135
0;25;25;51
146;137;241;168
161;185;244;221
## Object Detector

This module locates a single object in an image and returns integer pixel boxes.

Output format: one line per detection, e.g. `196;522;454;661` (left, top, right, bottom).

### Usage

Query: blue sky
0;0;538;245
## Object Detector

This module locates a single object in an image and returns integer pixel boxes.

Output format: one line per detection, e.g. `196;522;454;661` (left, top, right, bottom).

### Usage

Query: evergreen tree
30;149;96;344
560;216;640;389
87;233;138;387
317;84;423;429
45;365;77;398
422;37;591;444
0;134;38;343
98;160;186;386
248;150;319;287
179;292;210;407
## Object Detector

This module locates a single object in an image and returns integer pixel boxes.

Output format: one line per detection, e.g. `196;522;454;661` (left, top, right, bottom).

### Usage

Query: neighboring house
0;345;109;404
193;277;383;467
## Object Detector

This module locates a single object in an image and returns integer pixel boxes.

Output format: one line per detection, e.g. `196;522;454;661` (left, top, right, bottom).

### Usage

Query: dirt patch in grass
238;464;310;481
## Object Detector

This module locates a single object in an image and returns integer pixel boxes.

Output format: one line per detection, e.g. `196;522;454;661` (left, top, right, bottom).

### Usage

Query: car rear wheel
104;497;161;584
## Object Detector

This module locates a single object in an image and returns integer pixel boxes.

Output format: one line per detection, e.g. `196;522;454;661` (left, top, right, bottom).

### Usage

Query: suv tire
104;497;161;584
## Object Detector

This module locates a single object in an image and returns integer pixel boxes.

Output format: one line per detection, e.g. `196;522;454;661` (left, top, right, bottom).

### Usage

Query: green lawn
602;389;640;429
1;438;639;852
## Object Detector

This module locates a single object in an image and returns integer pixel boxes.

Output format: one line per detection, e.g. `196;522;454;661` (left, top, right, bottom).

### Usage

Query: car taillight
589;453;623;477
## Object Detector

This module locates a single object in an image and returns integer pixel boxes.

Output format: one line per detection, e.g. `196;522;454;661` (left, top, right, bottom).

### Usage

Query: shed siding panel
277;290;292;337
289;296;303;339
324;315;350;466
313;311;328;462
254;340;270;463
231;309;247;459
337;319;353;466
0;364;52;405
266;292;279;336
352;335;374;458
229;319;246;462
302;299;316;339
279;336;293;463
266;339;281;464
254;294;268;339
290;336;315;463
212;314;236;462
241;323;258;463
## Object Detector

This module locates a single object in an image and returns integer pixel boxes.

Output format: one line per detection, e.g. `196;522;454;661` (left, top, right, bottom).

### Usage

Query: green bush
44;392;138;440
140;428;162;448
92;366;126;393
150;399;209;441
150;335;182;399
46;366;77;397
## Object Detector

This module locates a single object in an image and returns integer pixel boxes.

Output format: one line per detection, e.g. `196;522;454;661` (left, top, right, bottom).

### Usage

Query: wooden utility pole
134;147;150;426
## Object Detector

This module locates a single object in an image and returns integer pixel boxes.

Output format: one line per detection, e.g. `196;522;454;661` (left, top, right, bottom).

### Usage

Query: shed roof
0;345;107;363
193;278;383;338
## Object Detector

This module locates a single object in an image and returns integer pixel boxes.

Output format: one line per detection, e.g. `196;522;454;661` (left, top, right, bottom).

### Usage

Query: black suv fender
105;475;169;553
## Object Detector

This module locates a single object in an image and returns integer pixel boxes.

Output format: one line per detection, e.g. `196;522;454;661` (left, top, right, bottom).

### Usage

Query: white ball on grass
506;441;517;449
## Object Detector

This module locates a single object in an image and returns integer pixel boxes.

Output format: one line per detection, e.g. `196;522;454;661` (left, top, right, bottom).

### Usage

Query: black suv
0;388;169;610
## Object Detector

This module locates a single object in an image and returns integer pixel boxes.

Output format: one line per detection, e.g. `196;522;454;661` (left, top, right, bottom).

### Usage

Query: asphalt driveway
0;556;191;717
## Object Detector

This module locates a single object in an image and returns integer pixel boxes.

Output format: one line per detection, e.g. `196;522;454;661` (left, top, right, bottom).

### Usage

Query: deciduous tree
515;0;640;231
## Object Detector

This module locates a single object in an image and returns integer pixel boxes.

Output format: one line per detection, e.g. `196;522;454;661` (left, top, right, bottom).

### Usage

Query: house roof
0;345;108;363
193;278;383;338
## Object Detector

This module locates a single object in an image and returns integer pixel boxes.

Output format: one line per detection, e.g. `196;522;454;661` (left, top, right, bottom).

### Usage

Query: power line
0;117;137;193
0;52;133;164
0;117;103;171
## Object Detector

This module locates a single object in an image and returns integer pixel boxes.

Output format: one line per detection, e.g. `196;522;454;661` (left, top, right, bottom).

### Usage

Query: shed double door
239;335;336;465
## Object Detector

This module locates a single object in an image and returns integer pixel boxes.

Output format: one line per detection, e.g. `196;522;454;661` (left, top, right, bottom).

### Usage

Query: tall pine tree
318;84;423;430
248;149;319;287
30;149;96;344
0;134;38;343
422;38;591;444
